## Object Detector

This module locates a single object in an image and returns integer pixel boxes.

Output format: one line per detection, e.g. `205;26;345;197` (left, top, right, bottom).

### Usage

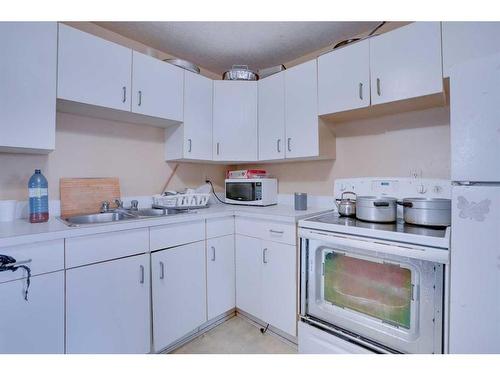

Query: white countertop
0;204;332;248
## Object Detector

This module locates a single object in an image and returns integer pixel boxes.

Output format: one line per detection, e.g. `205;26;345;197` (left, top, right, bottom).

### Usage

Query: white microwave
225;178;277;206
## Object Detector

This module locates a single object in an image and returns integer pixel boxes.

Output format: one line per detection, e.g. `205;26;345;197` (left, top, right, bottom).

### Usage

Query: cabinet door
284;60;319;158
261;241;297;337
450;52;500;182
235;235;262;318
131;51;183;121
449;185;500;354
207;235;235;320
370;22;443;106
152;241;207;352
57;24;132;111
183;70;213;160
0;22;57;152
318;39;370;115
66;255;151;354
442;22;500;78
0;271;64;353
258;72;285;161
213;81;258;161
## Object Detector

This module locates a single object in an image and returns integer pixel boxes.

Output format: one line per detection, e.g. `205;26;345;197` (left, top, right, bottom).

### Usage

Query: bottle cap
35;169;41;174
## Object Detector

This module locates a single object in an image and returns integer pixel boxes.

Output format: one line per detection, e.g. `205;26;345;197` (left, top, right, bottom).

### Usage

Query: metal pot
356;196;397;223
398;198;451;227
223;65;258;81
335;191;356;217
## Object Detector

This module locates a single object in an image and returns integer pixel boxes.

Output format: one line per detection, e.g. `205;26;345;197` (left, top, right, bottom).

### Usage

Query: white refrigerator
449;53;500;353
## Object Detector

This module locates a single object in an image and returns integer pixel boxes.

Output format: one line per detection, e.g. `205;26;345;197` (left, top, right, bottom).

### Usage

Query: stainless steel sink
63;212;136;225
132;208;170;217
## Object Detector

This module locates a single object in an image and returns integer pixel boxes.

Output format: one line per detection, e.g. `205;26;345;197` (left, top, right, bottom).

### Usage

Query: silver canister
294;193;308;211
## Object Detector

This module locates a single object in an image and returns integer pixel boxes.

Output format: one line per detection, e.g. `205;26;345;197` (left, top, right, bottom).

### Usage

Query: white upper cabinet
318;39;371;115
0;22;57;153
57;24;132;111
442;22;500;78
285;60;320;158
213;81;258;161
370;22;443;106
131;51;183;121
258;72;286;161
165;71;213;161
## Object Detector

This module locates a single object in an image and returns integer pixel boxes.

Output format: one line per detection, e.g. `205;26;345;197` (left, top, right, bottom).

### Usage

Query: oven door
302;235;443;354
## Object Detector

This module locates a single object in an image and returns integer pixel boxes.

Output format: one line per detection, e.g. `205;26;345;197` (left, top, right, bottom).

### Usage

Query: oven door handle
300;230;449;264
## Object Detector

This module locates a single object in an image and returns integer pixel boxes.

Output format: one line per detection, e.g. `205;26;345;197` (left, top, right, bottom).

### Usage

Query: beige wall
238;106;451;195
0;113;227;200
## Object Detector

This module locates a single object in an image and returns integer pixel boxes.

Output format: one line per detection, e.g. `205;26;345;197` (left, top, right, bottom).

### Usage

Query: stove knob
417;184;427;194
433;185;442;193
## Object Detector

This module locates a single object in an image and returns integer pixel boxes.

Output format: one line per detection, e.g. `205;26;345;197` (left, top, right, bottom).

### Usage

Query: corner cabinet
213;80;258;162
165;70;213;161
57;23;132;112
258;61;336;162
0;22;57;153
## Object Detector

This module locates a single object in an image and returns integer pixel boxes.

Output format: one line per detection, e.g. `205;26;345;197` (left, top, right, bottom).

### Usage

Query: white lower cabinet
66;254;151;354
152;241;207;352
0;271;64;353
235;235;263;319
207;235;235;320
261;240;297;336
235;234;297;337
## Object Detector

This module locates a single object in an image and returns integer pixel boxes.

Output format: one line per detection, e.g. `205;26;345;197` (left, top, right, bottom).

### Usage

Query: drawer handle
376;78;381;96
138;90;142;106
269;229;284;235
159;261;165;280
140;265;145;284
122;86;127;103
359;82;363;100
277;139;281;153
262;248;268;264
211;246;216;261
287;138;292;152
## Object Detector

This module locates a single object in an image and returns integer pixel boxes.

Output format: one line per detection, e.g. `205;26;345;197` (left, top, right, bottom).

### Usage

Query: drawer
206;216;234;239
235;217;296;245
150;220;205;251
0;239;64;283
65;228;149;268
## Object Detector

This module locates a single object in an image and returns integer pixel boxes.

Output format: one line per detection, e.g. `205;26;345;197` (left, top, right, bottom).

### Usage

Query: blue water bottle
28;169;49;223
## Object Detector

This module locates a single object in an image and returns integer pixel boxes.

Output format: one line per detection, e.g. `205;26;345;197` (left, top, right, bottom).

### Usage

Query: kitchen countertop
0;204;333;248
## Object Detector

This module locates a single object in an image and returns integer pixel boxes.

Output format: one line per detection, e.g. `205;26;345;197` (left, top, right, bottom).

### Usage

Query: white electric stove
298;178;451;354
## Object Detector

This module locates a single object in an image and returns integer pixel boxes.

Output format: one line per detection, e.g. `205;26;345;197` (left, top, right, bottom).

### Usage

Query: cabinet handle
262;248;268;264
139;265;145;284
359;82;363;100
269;229;284;235
216;142;220;155
277;139;281;153
211;246;216;261
138;90;142;106
122;86;127;103
188;139;192;153
376;78;381;96
287;137;292;152
159;261;165;280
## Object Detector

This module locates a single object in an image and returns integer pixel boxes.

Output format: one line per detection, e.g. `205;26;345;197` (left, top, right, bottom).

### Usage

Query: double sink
61;208;182;226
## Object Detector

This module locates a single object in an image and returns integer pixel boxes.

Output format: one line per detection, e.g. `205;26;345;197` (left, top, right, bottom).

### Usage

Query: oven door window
226;182;256;201
322;251;413;329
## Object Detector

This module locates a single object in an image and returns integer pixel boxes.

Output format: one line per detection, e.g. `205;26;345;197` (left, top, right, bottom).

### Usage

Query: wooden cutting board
60;177;121;218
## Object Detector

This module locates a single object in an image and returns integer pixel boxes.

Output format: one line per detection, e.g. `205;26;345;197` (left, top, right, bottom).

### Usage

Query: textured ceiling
95;22;380;75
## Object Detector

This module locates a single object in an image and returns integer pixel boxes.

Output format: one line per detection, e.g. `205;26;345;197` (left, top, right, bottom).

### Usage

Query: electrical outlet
410;169;423;179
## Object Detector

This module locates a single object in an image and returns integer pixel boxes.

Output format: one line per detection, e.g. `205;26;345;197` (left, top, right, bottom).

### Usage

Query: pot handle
373;201;390;207
397;201;413;208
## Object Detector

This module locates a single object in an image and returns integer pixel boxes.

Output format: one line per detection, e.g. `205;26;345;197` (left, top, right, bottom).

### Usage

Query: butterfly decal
456;196;491;222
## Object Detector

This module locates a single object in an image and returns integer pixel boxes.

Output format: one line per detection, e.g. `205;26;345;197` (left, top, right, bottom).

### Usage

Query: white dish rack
152;193;211;210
